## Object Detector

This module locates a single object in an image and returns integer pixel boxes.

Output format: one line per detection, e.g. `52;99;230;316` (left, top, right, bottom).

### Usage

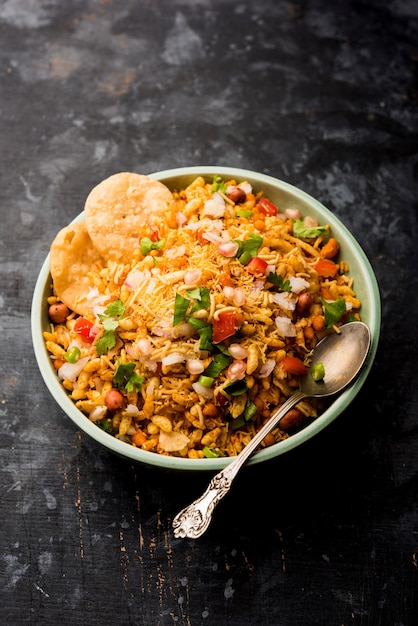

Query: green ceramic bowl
31;167;381;471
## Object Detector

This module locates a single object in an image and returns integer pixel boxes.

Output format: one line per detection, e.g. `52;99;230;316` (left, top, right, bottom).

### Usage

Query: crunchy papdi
44;173;362;459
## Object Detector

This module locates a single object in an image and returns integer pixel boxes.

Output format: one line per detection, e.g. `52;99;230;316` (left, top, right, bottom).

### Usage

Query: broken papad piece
50;221;104;316
84;172;176;263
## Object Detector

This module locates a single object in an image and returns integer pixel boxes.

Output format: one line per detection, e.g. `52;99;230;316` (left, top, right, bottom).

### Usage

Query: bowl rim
31;166;381;471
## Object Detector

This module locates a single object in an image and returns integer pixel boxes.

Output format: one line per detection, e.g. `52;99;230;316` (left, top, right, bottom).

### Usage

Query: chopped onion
166;244;186;259
161;352;185;366
227;360;247;381
202;198;225;218
228;343;248;359
257;358;276;379
233;287;246;306
184;269;202;285
125;404;141;415
192;381;214;399
238;182;252;194
176;212;188;226
218;241;239;257
58;356;90;382
271;292;297;311
124;268;150;291
275;316;297;337
304;215;318;228
289;276;310;294
89;405;107;422
186;359;205;375
136;338;152;355
285;208;301;220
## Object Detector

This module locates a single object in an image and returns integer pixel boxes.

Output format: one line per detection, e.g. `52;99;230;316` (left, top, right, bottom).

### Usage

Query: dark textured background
1;1;417;624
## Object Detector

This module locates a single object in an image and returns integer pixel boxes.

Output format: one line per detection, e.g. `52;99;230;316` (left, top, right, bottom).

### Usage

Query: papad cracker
50;221;104;316
84;172;175;262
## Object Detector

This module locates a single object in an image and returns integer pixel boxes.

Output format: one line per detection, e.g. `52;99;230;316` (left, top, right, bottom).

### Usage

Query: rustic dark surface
1;1;418;624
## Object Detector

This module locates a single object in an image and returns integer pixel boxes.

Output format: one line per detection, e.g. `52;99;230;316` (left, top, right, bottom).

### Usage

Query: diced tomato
281;355;308;376
212;310;240;344
150;230;160;242
74;317;98;343
246;257;268;275
256;198;278;216
315;259;338;278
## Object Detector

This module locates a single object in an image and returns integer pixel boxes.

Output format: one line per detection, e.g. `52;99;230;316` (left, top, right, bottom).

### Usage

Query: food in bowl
42;170;364;461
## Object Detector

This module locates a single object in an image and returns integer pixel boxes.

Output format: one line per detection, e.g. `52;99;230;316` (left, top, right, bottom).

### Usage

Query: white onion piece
176;212;188;226
58;356;90;382
161;352;185;366
227;360;247;381
89;405;107;422
271;292;297;311
218;241;239;257
184;269;202;285
166;244;186;259
303;215;318;228
233;287;246;306
257;358;276;379
228;343;248;359
186;359;205;375
285;208;301;219
223;286;235;301
124;268;150;291
238;182;252;194
192;382;214;399
275;316;297;337
174;322;195;338
288;276;310;294
125;404;141;415
136;338;152;355
345;301;353;310
202;198;225;218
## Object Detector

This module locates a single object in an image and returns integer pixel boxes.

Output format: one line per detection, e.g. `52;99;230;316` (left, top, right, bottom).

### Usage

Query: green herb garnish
202;446;221;458
203;353;231;378
233;233;263;264
321;298;346;328
292;219;328;239
96;299;126;355
267;272;292;291
113;361;144;392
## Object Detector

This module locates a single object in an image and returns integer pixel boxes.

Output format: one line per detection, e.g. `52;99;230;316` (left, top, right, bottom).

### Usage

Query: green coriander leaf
233;233;263;264
190;287;211;314
173;293;190;325
113;362;143;392
104;299;126;318
96;329;117;355
293;219;328;239
311;362;325;381
267;272;291;291
186;287;201;300
243;400;257;421
321;298;347;328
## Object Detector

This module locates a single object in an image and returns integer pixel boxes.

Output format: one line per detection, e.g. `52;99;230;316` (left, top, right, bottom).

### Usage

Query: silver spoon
173;321;371;539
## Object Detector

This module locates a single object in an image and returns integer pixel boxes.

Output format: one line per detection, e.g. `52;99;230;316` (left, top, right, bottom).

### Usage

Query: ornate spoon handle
172;391;306;539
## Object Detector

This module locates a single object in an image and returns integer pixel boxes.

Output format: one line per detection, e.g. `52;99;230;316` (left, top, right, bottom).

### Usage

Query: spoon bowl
173;321;371;539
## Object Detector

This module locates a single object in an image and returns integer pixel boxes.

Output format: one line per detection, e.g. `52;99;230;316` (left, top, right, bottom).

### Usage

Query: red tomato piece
212;310;239;344
256;198;278;216
246;257;268;275
74;317;98;344
281;355;308;376
315;259;338;278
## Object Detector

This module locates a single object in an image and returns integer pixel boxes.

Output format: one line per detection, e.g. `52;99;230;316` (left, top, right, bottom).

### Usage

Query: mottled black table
1;1;418;625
